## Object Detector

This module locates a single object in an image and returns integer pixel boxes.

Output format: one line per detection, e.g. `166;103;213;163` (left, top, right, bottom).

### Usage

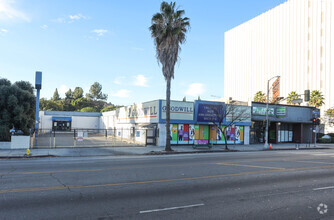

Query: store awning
52;117;72;122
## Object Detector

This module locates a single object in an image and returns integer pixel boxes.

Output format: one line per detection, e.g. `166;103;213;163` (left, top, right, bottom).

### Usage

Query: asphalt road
1;150;334;219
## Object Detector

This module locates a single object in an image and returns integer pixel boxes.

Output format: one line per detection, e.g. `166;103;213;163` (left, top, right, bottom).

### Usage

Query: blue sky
0;0;286;105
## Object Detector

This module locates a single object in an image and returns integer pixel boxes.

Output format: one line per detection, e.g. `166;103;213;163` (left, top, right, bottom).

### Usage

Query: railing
32;128;154;148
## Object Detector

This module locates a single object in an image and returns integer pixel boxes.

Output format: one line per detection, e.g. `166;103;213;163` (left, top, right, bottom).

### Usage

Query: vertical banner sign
210;125;217;143
235;126;244;144
194;125;200;140
203;125;209;140
183;124;189;142
178;124;188;144
170;124;178;144
272;77;280;102
189;124;195;144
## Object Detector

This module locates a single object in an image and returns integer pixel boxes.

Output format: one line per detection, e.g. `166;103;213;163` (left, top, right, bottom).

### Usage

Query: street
1;150;334;219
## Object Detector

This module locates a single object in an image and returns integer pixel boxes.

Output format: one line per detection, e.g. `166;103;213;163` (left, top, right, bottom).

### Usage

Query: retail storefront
250;102;319;144
101;100;252;146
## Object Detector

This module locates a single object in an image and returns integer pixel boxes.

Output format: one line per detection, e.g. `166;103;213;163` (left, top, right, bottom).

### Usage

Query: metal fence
32;128;157;148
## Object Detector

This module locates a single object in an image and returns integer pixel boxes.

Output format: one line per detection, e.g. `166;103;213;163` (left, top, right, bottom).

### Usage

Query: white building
224;0;334;132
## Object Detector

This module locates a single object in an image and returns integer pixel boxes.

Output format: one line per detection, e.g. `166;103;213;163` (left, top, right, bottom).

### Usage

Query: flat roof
43;111;102;117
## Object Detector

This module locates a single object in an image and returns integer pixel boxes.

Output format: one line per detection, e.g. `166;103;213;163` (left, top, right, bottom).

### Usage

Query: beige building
224;0;334;132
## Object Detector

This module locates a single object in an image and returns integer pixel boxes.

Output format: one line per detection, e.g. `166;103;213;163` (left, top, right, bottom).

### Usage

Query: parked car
9;128;24;135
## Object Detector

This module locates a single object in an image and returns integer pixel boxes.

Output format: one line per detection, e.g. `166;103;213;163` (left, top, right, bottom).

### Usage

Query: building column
300;124;303;144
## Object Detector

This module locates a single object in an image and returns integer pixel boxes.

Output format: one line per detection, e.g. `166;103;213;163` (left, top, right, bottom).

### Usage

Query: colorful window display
170;124;178;144
170;124;244;145
217;126;244;144
209;125;217;144
189;124;195;144
195;125;209;145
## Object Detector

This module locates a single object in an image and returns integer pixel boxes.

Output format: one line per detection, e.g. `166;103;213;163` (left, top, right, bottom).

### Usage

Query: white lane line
139;203;204;214
313;186;334;191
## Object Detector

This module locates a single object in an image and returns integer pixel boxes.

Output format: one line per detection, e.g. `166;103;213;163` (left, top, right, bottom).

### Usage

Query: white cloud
133;75;148;87
111;89;131;98
69;13;86;21
92;29;108;36
0;0;30;22
1;28;8;33
54;13;87;23
59;85;69;96
40;24;48;29
185;83;205;97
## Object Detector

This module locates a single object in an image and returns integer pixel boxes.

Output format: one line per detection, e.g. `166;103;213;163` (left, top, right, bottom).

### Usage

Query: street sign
292;98;303;104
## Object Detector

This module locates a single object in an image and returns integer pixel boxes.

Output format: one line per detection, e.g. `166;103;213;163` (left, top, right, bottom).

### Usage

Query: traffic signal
312;118;316;125
304;90;310;102
312;118;320;125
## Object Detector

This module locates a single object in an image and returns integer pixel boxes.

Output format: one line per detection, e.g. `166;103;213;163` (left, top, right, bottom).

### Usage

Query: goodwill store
100;99;252;146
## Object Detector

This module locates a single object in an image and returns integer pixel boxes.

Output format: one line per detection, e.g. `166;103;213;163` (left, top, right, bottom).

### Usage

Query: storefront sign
161;101;194;121
197;103;224;122
194;140;209;145
117;101;159;123
252;107;274;116
276;107;286;117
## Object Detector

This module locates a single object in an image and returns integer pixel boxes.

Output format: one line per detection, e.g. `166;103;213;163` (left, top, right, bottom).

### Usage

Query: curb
0;155;56;159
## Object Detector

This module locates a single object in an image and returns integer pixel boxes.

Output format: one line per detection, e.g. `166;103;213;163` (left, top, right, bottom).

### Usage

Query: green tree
64;89;75;111
40;98;63;111
80;107;97;112
326;107;334;126
71;97;94;111
101;105;117;113
149;1;190;151
52;88;60;101
0;78;35;139
287;91;299;105
65;89;73;101
86;82;108;101
253;91;266;103
309;90;325;108
73;87;84;100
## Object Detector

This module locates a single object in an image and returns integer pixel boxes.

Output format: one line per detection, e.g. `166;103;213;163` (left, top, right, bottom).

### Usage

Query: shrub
318;138;331;143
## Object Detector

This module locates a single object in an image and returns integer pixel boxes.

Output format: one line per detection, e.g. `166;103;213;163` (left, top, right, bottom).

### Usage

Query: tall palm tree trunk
165;77;172;151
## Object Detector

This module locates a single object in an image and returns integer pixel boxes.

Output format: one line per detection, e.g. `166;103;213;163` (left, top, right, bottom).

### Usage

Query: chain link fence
32;128;156;148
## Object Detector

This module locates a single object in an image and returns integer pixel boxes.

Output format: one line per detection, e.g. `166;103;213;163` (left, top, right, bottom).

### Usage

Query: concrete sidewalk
0;143;333;158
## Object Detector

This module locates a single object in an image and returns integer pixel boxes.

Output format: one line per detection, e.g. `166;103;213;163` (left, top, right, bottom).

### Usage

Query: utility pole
264;75;280;149
35;71;42;147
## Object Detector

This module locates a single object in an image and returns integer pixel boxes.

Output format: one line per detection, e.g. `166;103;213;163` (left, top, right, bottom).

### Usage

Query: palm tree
309;90;325;108
253;91;266;103
287;91;299;105
150;1;190;151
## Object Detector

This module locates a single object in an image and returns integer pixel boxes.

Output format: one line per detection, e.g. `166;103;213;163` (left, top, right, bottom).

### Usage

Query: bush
318;138;333;143
0;125;10;142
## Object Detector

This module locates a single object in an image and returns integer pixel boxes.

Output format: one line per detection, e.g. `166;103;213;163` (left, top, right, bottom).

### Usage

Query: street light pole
264;75;280;149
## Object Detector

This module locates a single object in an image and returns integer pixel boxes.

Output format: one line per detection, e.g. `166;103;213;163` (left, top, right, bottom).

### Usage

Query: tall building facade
224;0;334;113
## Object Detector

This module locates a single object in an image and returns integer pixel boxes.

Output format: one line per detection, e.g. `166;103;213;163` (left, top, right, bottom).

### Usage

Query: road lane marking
313;186;334;191
139;203;204;214
1;165;334;194
214;163;285;170
1;158;327;176
0;163;208;176
295;160;334;165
